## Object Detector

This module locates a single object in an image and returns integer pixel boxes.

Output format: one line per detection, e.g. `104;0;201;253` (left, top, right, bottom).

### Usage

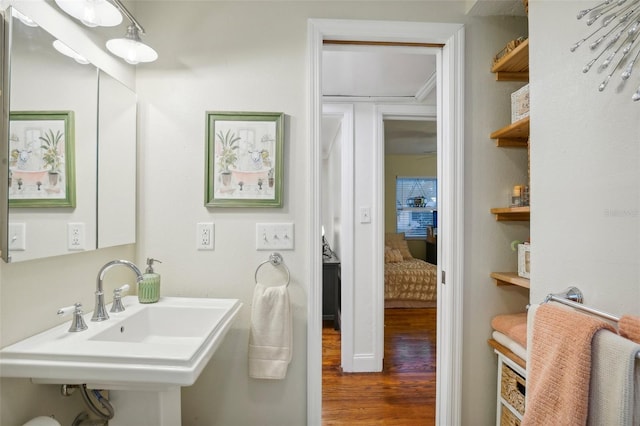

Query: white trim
435;26;465;426
415;71;438;101
307;20;323;426
308;18;465;426
322;103;355;372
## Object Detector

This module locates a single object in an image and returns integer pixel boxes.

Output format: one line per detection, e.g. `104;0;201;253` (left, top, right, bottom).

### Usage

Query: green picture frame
9;111;76;208
205;111;284;207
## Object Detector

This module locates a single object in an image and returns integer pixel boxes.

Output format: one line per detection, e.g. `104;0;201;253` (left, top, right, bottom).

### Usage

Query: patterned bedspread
384;258;437;302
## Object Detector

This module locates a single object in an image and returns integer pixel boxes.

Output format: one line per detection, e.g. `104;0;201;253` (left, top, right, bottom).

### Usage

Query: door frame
307;19;465;425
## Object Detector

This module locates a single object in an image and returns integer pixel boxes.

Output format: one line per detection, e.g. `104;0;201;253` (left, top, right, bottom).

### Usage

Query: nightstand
322;255;341;330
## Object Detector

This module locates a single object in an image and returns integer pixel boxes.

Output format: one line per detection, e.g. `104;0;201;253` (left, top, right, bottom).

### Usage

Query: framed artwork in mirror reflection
9;111;76;208
205;111;283;207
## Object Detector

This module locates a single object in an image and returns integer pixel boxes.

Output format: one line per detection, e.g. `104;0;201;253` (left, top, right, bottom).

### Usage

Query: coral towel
619;315;640;344
491;312;528;348
249;283;292;379
522;304;615;426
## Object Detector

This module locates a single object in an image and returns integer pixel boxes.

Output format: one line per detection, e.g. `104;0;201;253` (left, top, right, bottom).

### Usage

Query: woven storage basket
500;363;526;416
501;405;521;426
493;37;527;67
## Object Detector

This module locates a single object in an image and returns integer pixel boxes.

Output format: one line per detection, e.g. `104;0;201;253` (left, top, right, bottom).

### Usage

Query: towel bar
254;252;290;287
543;286;640;359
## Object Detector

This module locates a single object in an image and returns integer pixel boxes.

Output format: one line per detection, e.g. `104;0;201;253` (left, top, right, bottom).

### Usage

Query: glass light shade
53;40;90;65
106;25;158;64
54;0;122;27
106;38;158;64
12;9;38;27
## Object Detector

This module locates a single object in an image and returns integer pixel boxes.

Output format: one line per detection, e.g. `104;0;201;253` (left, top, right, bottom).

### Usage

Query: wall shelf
490;206;530;221
491;272;530;289
490;116;529;147
491;39;529;81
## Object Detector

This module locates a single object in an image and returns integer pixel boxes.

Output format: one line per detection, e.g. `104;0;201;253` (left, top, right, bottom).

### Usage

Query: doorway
308;19;465;425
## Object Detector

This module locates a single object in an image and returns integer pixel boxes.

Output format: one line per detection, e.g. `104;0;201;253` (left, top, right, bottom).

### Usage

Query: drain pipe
61;384;114;422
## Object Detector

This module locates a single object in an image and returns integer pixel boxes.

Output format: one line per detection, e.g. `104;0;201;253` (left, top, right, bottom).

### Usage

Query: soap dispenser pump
138;258;162;304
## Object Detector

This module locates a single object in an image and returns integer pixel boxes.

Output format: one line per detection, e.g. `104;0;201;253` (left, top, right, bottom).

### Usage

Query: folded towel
492;330;527;361
522;304;615;426
249;283;292;379
619;315;640;344
587;329;640;426
491;312;528;348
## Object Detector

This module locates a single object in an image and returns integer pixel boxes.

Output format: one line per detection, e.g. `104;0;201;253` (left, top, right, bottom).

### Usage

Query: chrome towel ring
255;252;290;287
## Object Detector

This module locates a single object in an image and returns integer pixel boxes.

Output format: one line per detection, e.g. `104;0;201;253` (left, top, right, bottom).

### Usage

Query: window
396;176;437;238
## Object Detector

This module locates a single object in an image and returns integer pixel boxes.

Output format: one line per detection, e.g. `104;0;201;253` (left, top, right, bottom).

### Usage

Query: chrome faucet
92;260;144;322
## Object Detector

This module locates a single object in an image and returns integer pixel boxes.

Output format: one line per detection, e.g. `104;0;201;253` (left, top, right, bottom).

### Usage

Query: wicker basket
501;405;521;426
501;363;526;416
493;37;527;67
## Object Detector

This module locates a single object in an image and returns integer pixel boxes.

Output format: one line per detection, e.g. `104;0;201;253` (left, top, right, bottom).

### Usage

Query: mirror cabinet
1;6;137;263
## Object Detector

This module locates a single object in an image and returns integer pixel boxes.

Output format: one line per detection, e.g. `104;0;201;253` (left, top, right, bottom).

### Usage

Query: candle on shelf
511;185;523;207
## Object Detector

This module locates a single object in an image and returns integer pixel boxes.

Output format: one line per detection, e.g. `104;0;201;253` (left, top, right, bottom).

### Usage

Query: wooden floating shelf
490;206;530;221
488;339;527;369
491;272;530;289
491;39;529;82
490;116;529;147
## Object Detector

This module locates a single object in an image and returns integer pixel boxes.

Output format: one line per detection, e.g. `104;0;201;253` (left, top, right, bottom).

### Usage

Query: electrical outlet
8;223;26;251
197;222;214;250
67;223;85;250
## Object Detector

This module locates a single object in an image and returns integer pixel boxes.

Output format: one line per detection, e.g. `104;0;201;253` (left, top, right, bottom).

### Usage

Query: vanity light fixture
53;40;91;65
106;24;158;64
54;0;122;28
571;0;640;102
105;0;158;64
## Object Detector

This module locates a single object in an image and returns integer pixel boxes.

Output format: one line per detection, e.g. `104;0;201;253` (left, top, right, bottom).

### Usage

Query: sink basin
0;296;242;388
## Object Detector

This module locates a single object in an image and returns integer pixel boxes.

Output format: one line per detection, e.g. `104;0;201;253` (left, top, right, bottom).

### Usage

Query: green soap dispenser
138;258;162;303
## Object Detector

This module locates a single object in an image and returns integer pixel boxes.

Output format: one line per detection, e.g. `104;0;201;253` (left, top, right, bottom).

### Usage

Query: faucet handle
57;303;88;332
110;284;130;313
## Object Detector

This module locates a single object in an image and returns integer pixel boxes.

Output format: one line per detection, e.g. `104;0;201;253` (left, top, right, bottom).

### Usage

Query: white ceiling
322;45;437;155
322;45;437;99
319;0;526;155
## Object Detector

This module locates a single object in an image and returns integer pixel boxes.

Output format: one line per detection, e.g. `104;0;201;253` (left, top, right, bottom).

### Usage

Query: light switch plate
256;223;294;250
360;206;371;223
8;223;26;251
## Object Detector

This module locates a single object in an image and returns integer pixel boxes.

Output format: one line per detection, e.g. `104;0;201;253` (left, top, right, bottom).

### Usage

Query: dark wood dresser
322;255;341;330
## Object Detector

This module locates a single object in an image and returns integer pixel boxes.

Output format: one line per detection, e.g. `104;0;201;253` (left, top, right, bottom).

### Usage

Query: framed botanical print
205;111;283;207
9;111;76;208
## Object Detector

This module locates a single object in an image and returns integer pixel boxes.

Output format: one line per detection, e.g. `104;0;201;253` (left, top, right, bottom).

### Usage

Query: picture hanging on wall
8;111;76;208
205;111;284;207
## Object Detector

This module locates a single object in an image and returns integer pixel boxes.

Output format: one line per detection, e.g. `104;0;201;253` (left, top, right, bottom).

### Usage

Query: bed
385;233;438;308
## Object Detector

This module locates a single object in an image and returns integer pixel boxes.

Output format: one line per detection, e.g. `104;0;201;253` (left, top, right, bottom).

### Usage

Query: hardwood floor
322;308;437;425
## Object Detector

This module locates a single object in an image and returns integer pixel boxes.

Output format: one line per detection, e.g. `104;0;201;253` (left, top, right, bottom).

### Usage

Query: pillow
384;233;413;260
384;246;403;263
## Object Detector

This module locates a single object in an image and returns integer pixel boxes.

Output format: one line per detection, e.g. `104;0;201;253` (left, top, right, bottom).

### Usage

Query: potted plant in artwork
39;129;63;186
216;129;240;186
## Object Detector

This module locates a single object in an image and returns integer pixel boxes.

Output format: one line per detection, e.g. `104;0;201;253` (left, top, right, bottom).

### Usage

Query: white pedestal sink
0;296;242;425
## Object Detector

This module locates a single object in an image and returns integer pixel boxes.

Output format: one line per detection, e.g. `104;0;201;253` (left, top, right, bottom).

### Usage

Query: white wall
0;2;535;425
462;14;530;424
134;4;527;422
321;115;342;253
529;1;640;313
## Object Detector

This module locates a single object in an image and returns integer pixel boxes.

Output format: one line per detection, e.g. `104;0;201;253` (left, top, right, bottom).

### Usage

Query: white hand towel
587;329;640;426
249;283;292;379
